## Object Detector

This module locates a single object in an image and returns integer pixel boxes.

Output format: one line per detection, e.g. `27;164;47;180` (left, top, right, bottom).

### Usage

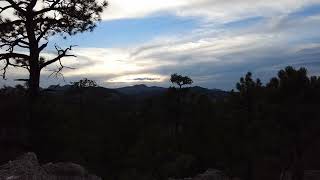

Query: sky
1;0;320;90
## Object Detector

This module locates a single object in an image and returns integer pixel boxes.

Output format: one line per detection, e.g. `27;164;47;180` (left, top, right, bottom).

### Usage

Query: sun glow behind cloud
63;48;142;76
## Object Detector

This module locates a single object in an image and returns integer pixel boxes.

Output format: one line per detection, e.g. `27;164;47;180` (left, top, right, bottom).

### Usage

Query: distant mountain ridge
47;84;73;91
115;84;167;95
188;86;229;97
46;84;228;97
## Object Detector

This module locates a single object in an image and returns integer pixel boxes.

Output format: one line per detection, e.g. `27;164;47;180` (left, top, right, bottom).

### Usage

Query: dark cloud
132;77;161;81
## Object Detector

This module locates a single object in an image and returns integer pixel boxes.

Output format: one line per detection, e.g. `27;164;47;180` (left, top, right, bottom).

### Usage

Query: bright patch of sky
222;16;265;29
1;0;320;90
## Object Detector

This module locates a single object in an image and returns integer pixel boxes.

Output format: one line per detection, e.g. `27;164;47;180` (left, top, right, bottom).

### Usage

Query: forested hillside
0;66;319;180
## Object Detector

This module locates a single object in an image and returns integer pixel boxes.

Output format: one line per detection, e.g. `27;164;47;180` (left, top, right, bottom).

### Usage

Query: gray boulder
169;169;239;180
0;152;102;180
0;152;44;178
42;162;88;176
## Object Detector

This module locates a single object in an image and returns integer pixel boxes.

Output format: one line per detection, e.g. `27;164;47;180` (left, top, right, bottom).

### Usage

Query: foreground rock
170;169;320;180
169;169;240;180
0;152;102;180
42;162;88;177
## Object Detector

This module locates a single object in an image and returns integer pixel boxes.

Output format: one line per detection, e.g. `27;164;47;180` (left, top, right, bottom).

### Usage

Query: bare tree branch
0;19;25;29
0;58;9;79
1;0;27;14
48;58;75;81
35;0;63;15
0;52;30;60
40;45;76;69
39;42;48;52
0;56;29;79
0;5;14;13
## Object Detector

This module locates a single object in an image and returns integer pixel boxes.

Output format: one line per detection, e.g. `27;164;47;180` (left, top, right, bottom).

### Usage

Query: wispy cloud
1;1;320;89
103;0;319;22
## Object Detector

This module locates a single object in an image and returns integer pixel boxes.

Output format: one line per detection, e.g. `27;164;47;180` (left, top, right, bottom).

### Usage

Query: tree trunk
25;15;40;98
293;136;304;180
28;46;40;97
246;93;254;180
246;158;254;180
29;63;40;97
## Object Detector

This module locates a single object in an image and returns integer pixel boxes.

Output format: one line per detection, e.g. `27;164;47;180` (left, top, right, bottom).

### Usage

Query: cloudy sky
1;0;320;90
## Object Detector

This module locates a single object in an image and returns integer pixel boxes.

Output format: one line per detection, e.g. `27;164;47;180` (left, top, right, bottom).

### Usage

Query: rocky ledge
0;152;102;180
169;169;240;180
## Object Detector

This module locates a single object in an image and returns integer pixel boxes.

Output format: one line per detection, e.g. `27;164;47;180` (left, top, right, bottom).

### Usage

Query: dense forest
0;66;319;180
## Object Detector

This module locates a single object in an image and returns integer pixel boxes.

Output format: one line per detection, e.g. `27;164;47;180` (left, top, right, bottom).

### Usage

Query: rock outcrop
42;162;88;176
169;169;240;180
0;152;102;180
0;152;45;178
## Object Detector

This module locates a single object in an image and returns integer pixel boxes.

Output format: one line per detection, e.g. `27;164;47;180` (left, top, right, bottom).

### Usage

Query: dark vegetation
0;67;320;180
